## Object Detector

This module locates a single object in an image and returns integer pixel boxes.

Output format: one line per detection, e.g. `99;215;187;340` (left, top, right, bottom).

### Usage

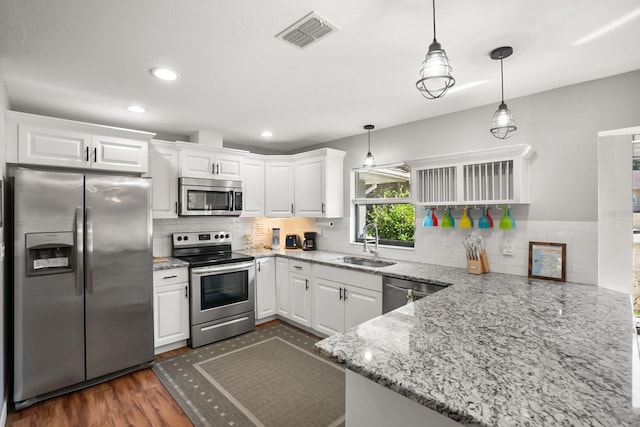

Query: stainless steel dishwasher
382;276;448;313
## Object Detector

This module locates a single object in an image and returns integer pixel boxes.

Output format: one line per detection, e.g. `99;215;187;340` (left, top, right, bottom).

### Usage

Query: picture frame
528;241;566;282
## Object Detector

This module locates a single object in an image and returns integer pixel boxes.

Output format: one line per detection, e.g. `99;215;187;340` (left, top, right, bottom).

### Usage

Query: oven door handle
191;261;255;275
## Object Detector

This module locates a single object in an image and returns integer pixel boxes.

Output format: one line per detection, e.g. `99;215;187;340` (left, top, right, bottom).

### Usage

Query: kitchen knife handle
75;207;84;296
86;207;94;294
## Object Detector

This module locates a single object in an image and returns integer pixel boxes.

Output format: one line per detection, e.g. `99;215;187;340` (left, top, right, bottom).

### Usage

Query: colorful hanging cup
460;207;472;228
479;207;490;229
499;206;512;229
423;207;433;227
486;207;494;228
441;207;454;228
431;209;438;227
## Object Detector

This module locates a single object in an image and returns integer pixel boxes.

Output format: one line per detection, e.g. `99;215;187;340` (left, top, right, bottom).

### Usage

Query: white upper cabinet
178;143;245;180
407;144;534;206
6;111;153;173
147;140;179;219
265;159;295;217
241;155;265;217
91;135;149;173
293;149;345;218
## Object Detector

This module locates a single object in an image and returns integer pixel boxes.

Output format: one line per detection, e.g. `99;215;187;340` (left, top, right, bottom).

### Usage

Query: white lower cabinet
276;257;291;318
312;265;382;336
290;272;312;327
153;268;190;354
255;257;276;319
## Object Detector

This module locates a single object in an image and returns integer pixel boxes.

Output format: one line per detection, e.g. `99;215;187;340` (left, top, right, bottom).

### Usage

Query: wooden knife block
467;250;490;275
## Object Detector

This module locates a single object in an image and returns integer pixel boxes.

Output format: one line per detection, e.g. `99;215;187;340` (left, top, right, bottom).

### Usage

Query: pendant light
489;46;517;139
363;124;375;169
416;0;455;99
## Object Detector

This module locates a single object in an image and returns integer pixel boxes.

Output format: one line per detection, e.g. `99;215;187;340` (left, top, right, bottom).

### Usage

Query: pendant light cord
367;129;371;152
432;0;437;42
500;57;505;104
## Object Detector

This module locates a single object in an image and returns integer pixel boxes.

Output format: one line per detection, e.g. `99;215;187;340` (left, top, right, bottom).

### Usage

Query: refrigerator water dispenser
25;232;74;276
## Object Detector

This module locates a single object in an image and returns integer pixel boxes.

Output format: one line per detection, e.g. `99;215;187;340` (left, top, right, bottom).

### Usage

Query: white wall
0;65;9;425
313;70;640;285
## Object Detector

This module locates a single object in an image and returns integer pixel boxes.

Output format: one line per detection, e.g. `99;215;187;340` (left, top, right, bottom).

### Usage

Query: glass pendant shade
363;124;375;169
490;102;517;139
364;151;375;168
416;41;455;99
489;46;517;140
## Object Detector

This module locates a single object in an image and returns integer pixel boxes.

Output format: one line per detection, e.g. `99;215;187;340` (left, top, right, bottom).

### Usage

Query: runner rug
153;323;345;427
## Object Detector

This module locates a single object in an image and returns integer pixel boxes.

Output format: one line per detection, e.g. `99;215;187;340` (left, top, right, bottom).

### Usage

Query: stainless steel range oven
173;231;255;347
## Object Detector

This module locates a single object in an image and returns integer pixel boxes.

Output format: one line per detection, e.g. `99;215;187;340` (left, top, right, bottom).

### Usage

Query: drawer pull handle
163;275;178;279
339;287;343;300
305;278;309;290
294;265;302;270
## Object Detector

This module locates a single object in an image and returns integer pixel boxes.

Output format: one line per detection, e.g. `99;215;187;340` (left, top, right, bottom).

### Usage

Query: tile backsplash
152;216;316;256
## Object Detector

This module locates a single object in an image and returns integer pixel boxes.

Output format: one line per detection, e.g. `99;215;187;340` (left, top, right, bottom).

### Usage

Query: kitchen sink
342;256;396;268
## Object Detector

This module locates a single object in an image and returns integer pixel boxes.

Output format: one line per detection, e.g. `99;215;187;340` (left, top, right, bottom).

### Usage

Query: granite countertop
152;256;189;271
281;252;638;426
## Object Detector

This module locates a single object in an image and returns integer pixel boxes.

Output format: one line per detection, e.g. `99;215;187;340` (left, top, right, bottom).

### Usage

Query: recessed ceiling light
150;67;180;81
261;131;273;138
127;105;146;113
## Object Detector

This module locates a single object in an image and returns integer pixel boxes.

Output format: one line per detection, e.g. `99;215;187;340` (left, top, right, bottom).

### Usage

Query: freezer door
84;175;154;379
13;169;85;402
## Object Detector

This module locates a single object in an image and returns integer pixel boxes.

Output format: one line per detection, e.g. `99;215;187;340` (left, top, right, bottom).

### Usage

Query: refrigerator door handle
76;207;84;296
86;206;94;294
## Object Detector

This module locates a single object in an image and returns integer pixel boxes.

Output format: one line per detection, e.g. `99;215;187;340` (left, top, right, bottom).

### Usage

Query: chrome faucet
363;223;379;260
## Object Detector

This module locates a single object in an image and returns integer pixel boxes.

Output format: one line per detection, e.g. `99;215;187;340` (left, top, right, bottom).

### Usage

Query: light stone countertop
152;256;190;271
242;248;640;426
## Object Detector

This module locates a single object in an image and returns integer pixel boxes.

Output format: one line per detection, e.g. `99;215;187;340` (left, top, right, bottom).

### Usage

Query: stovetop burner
171;231;254;267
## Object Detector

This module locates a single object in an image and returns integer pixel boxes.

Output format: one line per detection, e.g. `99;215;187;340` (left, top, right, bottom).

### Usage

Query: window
353;164;415;248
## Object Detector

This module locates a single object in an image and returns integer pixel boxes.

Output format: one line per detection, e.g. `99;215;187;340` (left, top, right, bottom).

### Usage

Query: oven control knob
184;236;189;241
177;236;182;241
225;234;230;239
214;234;219;239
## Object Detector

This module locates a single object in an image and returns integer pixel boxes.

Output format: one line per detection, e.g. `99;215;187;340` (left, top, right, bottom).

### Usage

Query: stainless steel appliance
382;276;448;314
179;177;243;216
302;231;317;250
172;231;255;347
285;234;300;249
12;168;153;409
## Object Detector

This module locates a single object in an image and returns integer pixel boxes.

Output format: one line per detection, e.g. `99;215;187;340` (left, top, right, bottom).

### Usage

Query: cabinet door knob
343;289;348;300
85;146;90;162
291;203;294;214
305;278;309;290
185;285;189;299
258;261;261;272
175;201;178;214
93;147;97;162
322;202;325;214
339;287;343;300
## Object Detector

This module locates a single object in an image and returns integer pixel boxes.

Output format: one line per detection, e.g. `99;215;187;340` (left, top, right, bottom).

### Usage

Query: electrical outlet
502;239;514;256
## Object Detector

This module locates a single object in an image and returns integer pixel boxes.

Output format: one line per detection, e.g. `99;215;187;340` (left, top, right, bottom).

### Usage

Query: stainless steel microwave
179;177;243;216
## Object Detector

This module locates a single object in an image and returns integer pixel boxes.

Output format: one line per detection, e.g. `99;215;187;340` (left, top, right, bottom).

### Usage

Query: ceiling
1;1;639;153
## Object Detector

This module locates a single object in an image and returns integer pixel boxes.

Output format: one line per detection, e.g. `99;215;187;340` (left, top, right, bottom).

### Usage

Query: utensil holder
467;259;484;274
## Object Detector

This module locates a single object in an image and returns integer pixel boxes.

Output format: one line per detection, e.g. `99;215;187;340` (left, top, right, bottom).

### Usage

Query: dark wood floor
6;322;280;426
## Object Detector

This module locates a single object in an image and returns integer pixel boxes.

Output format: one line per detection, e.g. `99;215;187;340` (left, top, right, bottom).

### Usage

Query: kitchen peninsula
236;249;640;426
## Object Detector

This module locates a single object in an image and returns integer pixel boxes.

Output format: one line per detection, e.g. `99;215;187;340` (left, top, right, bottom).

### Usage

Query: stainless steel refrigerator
12;168;154;409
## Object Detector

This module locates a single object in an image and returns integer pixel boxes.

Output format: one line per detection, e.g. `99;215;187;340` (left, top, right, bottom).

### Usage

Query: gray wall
317;70;640;223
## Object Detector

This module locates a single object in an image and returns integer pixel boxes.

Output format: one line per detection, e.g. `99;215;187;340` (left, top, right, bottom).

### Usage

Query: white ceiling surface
1;1;639;152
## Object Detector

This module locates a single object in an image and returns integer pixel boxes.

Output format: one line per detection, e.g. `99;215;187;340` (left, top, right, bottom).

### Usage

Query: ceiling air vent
276;11;338;49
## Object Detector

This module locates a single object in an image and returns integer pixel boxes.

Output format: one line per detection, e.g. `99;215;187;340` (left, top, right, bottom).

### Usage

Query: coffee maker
302;232;317;251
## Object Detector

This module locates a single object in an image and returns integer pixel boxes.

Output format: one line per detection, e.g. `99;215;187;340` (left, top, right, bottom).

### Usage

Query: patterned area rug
153;323;345;427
